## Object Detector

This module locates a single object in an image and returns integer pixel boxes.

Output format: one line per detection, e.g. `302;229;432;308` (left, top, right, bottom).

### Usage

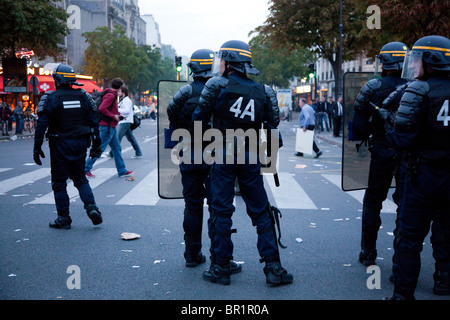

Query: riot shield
157;80;188;199
341;72;375;191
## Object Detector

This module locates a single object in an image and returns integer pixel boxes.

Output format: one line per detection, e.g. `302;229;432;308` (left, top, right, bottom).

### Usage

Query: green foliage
0;0;69;59
83;26;176;94
249;35;315;88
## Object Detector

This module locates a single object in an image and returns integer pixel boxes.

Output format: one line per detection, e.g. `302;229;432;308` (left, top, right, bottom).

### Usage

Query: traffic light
308;63;315;79
175;56;182;72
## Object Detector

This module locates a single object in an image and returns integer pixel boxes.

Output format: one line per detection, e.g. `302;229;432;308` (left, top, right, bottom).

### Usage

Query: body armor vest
417;76;450;159
213;77;266;132
178;82;203;130
371;75;406;139
48;88;91;138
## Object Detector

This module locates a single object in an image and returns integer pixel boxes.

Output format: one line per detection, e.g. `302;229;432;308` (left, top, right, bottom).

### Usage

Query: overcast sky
139;0;271;57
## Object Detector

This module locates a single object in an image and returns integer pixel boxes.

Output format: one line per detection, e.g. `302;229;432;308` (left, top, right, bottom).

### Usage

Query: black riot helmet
45;63;82;88
376;42;409;71
212;40;259;76
187;49;214;78
402;35;450;80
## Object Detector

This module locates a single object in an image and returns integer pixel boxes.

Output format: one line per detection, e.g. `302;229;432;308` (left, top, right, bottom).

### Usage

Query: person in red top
85;78;133;178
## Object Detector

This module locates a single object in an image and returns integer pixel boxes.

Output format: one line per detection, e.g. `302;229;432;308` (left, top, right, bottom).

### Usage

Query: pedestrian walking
33;63;102;229
109;85;142;158
194;40;293;286
297;98;322;158
84;78;133;178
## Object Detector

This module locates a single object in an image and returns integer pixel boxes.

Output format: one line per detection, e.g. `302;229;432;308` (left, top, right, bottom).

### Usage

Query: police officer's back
384;35;450;300
194;40;292;286
167;49;216;268
352;42;409;267
33;64;102;229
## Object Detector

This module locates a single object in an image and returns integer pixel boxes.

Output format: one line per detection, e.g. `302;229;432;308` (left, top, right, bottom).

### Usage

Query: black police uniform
168;77;212;267
34;65;102;229
352;42;408;265
194;41;292;285
386;76;450;300
384;35;450;299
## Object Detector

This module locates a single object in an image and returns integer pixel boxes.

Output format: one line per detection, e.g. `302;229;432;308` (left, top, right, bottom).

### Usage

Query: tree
363;0;450;57
83;26;150;92
256;0;371;99
0;0;68;59
249;35;315;88
83;26;176;95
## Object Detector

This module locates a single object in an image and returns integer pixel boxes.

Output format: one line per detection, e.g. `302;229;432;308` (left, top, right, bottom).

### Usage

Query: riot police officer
352;42;408;266
33;64;102;229
194;40;293;286
167;49;220;268
383;35;450;300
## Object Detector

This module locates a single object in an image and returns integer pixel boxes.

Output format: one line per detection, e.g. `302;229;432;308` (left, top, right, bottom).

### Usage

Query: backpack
130;113;141;130
94;90;116;124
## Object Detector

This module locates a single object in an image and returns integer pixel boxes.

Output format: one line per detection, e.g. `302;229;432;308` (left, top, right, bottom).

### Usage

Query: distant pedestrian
297;98;322;158
0;100;12;136
332;97;343;137
13;101;24;134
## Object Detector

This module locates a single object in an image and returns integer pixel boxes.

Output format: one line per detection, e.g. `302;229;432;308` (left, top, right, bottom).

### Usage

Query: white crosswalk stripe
321;174;397;213
28;168;117;205
116;168;159;206
0;166;396;212
0;168;50;194
264;172;317;210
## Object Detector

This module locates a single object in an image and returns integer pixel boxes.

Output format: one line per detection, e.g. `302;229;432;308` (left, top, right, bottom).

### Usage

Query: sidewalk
1;124;35;141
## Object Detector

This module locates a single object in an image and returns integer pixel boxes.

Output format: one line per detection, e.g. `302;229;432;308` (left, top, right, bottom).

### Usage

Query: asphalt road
0;116;446;306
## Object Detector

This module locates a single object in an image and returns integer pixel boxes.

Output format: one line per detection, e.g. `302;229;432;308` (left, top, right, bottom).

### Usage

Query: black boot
49;216;72;229
230;260;242;274
433;271;450;296
184;251;206;268
359;232;377;266
264;261;293;286
85;204;102;225
203;263;231;285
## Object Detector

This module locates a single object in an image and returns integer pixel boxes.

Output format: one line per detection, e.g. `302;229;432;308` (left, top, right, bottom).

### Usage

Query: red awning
28;75;55;92
0;75;101;94
73;79;102;93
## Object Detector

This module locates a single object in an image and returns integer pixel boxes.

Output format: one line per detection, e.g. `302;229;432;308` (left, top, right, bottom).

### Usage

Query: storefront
0;67;102;110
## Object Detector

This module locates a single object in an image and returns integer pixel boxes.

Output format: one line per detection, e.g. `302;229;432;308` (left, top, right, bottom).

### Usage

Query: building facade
50;0;147;73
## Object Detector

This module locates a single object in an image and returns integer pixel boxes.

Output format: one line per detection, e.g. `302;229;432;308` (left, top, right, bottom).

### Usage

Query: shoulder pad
168;84;193;118
264;85;280;127
84;91;97;111
394;81;428;133
36;91;54;115
205;76;228;91
404;80;430;96
354;79;382;113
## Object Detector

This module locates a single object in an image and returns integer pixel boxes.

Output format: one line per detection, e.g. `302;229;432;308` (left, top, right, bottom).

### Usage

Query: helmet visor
211;51;223;76
401;50;423;80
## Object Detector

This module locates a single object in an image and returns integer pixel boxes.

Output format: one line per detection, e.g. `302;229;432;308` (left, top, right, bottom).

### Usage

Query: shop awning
28;75;55;92
73;79;102;93
0;75;102;94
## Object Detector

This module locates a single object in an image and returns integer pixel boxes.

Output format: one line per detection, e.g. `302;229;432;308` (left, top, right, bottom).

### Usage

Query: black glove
377;107;395;131
33;142;45;165
89;146;102;159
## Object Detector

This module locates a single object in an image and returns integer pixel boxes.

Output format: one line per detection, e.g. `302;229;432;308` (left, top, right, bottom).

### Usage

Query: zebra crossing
0;165;397;212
